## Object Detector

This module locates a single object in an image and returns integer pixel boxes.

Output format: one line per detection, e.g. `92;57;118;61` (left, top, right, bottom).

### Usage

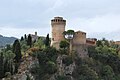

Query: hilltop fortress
51;17;96;57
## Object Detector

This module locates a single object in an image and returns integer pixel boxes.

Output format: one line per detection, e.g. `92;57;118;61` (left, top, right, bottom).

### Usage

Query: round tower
51;17;66;49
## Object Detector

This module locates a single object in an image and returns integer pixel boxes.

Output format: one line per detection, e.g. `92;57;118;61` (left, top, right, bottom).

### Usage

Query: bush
45;61;57;74
37;51;48;65
62;56;73;66
72;64;99;80
59;49;67;55
56;75;70;80
59;40;69;49
42;47;58;63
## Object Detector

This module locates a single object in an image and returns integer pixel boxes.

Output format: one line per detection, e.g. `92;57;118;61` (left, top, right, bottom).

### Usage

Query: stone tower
51;17;66;49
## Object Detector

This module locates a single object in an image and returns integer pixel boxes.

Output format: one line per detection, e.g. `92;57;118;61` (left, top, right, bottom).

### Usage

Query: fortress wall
73;31;86;45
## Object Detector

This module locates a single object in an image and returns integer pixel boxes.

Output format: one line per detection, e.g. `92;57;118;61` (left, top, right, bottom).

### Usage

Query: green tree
43;47;58;62
45;61;57;74
59;40;69;49
63;30;75;55
20;36;24;41
13;39;18;53
96;40;102;47
5;50;15;60
45;34;50;47
34;37;45;49
6;44;12;50
102;38;109;46
56;75;70;80
31;47;58;79
26;74;31;80
0;52;4;78
66;30;75;35
21;44;29;53
73;64;99;80
101;65;115;80
62;56;73;66
63;30;75;39
6;50;15;74
37;51;48;65
13;39;22;62
27;34;32;47
63;30;75;36
24;34;27;40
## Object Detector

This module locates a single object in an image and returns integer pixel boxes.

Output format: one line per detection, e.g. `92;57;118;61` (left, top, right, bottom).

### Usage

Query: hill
0;34;17;47
1;36;120;80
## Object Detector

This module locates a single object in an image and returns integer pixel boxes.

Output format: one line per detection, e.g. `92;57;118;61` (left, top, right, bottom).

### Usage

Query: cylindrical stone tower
51;17;66;49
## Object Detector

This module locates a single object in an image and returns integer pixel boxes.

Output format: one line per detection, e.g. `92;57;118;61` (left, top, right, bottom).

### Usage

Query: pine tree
45;34;50;47
27;34;32;47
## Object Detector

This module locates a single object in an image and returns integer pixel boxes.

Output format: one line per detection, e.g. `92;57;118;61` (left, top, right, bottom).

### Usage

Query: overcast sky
0;0;120;38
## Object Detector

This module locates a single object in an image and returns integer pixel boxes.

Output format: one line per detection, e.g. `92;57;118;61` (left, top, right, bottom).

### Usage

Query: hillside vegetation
1;35;120;80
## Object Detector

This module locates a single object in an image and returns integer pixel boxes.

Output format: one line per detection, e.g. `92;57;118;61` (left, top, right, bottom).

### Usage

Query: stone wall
73;31;86;45
72;44;88;58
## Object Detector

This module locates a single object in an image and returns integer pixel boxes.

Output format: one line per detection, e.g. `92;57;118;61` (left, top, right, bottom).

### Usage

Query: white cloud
66;14;120;33
0;26;50;38
0;0;120;40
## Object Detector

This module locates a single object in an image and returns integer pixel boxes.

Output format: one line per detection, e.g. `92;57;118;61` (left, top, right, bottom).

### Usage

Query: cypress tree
0;52;4;78
45;34;50;47
27;34;32;47
24;34;27;40
13;40;18;53
20;36;24;41
13;39;22;62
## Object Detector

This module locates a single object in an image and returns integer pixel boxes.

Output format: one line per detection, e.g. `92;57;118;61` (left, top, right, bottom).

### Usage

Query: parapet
51;17;66;25
75;30;86;34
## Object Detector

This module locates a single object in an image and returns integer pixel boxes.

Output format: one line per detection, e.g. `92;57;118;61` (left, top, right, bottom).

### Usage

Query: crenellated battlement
51;17;66;25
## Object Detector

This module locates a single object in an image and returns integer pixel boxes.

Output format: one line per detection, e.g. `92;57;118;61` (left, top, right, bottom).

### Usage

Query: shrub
62;56;73;66
45;61;57;74
56;75;70;80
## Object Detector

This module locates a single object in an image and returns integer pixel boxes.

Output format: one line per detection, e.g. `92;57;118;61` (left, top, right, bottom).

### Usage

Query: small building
115;41;120;45
86;38;97;46
30;32;39;42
